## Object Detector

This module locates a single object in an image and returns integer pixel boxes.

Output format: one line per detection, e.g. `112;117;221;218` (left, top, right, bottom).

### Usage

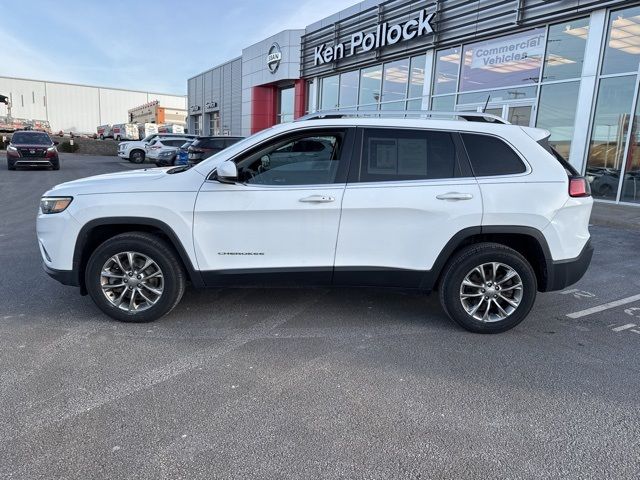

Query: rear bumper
543;239;593;292
43;263;78;287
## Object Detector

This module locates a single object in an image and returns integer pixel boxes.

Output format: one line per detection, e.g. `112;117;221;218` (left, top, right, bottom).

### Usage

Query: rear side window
358;128;462;182
461;134;526;177
199;139;226;149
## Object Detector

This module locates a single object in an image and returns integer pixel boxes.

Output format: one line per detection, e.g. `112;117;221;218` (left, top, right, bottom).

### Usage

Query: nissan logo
267;43;282;74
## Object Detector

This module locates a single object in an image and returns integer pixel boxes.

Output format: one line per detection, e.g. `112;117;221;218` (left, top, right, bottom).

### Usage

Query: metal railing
296;109;510;124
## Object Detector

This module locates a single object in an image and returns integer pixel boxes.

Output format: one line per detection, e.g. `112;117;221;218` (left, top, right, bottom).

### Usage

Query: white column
422;50;434;110
568;9;608;173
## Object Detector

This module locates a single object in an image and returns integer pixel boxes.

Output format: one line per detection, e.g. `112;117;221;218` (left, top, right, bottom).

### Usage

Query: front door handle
436;192;474;201
299;195;335;203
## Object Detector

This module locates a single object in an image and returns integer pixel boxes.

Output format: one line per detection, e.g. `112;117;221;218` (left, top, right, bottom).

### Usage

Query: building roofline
0;75;186;98
187;56;243;81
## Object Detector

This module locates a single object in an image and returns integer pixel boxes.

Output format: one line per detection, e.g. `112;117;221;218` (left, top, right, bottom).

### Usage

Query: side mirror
53;141;59;146
216;160;238;184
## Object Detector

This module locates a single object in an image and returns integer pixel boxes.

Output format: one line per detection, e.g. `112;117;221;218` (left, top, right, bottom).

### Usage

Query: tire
438;242;537;334
7;162;15;170
52;161;60;170
130;150;145;164
100;134;104;140
85;232;186;323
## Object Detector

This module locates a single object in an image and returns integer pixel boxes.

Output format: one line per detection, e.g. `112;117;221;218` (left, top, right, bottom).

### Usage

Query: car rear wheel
85;232;186;323
439;242;537;334
130;150;145;164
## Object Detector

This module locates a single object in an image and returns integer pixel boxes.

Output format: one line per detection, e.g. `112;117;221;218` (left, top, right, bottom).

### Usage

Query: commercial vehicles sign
470;32;546;69
313;9;435;66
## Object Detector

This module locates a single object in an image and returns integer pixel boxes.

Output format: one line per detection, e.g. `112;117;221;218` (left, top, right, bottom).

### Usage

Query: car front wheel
85;232;186;323
439;242;537;334
130;150;145;164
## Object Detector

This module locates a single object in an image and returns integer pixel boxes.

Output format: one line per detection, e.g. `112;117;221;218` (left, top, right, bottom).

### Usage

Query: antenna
482;95;491;114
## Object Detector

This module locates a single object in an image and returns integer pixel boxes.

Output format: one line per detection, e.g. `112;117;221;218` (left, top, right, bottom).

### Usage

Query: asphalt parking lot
1;154;639;479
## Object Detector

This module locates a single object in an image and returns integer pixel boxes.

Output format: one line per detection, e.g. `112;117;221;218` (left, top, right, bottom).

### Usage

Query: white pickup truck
118;133;195;163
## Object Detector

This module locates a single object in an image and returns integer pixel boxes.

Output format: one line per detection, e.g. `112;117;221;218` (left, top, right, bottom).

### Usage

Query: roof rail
296;109;510;124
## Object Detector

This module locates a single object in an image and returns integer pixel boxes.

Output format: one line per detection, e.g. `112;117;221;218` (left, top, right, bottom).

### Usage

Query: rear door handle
299;195;335;203
436;192;474;201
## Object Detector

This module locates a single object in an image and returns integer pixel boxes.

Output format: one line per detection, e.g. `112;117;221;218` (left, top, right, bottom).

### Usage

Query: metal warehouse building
0;76;186;134
188;0;640;206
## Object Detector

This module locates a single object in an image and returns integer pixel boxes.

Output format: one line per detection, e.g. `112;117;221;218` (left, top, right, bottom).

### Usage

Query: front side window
461;134;527;177
237;132;344;186
358;128;461;182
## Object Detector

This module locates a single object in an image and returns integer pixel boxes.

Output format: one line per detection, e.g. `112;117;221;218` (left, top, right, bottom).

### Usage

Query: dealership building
187;0;640;205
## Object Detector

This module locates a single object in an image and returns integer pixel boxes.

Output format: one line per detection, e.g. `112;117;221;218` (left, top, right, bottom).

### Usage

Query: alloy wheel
100;251;164;312
459;262;523;322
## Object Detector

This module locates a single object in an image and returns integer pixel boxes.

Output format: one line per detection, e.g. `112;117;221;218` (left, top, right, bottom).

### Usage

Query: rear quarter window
461;133;526;177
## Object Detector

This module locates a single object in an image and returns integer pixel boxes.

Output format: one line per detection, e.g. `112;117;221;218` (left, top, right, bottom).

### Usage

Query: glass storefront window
460;28;546;92
536;81;580;158
621;93;640;204
431;95;455;111
586;75;636;200
381;58;409;110
457;86;537;104
433;47;460;95
408;55;426;100
359;65;382;109
278;86;295;123
339;71;359;108
543;18;589;81
193;115;202;136
320;75;339;110
602;6;640;75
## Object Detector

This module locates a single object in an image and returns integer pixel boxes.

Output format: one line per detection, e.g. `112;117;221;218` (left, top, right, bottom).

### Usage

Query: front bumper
117;151;128;159
14;158;54;167
544;239;594;292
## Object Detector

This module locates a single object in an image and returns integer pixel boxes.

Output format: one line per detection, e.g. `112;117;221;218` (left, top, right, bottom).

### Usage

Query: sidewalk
590;201;640;231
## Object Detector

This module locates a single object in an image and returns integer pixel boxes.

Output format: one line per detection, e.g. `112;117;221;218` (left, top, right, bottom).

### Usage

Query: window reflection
621;94;640;203
457;86;536;104
320;75;339;110
433;47;460;95
339;71;359;108
536;82;580;158
586;76;636;199
460;29;546;91
602;6;640;75
543;18;589;81
359;65;382;110
431;95;455;111
381;59;409;110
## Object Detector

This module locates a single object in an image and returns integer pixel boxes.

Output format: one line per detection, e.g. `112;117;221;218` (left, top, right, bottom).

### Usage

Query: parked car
146;138;191;165
37;112;593;333
112;123;139;141
7;130;59;170
188;136;243;165
118;134;196;163
97;125;112;140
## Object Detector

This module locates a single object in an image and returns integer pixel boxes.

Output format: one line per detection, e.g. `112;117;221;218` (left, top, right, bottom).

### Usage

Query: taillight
569;176;591;198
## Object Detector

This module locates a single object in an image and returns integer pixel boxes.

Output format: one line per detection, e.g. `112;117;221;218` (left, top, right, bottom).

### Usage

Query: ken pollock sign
313;9;435;66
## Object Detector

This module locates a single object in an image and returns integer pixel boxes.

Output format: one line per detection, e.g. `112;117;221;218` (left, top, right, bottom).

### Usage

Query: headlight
40;196;73;214
47;146;56;152
7;145;17;152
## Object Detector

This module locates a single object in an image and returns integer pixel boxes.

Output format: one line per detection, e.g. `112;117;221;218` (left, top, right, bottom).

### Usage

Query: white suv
118;134;195;163
37;112;593;333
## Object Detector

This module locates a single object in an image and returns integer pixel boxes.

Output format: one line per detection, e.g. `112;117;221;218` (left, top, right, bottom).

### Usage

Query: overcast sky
1;0;356;94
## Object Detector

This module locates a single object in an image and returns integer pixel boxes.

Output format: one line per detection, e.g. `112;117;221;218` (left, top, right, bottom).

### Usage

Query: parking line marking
566;293;640;319
612;323;636;332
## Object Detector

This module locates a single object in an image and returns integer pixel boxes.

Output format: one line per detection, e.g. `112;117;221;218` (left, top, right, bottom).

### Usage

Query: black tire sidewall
440;245;537;334
130;151;144;164
85;234;184;323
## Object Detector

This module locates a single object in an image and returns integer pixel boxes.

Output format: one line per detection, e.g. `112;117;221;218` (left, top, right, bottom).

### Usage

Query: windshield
141;134;156;143
11;131;52;145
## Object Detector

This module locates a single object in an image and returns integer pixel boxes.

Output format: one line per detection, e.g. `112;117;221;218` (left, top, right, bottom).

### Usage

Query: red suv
6;130;60;170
